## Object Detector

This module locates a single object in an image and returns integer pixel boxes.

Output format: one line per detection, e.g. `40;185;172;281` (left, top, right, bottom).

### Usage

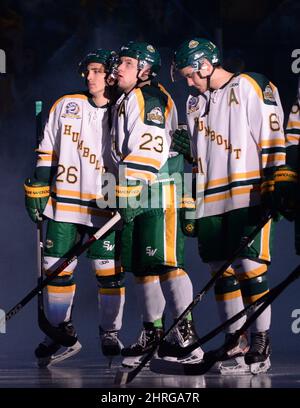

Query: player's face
180;66;208;93
86;62;106;96
117;57;139;92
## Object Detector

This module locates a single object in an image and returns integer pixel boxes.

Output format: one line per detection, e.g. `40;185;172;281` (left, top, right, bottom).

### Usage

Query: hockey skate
150;319;204;374
121;324;163;368
99;327;123;368
35;321;82;368
244;331;271;374
214;332;250;375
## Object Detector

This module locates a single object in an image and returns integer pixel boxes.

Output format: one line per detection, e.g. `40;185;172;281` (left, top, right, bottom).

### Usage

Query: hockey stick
114;211;272;385
181;263;300;375
3;213;121;326
33;101;76;346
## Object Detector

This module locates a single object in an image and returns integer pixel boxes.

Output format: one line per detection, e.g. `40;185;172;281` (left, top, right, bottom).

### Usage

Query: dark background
0;0;300;366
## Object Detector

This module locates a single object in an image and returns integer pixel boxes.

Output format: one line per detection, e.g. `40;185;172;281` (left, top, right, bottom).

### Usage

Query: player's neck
210;68;234;90
92;93;109;107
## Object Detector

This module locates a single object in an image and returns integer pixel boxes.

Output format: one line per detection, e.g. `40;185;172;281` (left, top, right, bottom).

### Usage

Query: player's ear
139;65;151;80
200;59;214;75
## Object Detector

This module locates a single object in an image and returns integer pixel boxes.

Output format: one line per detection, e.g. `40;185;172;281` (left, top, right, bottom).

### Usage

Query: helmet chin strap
196;65;216;91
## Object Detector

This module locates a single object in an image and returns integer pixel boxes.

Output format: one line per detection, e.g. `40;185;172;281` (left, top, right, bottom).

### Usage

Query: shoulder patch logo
188;40;199;49
188;96;199;113
147;45;155;53
147;106;164;124
263;85;276;103
62;101;81;118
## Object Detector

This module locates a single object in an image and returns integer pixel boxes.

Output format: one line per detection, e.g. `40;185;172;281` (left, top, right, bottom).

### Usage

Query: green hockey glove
24;178;50;222
273;165;298;221
172;129;193;163
261;165;298;221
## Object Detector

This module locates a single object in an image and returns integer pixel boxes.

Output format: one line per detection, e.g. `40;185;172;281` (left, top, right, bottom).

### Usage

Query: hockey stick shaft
183;263;300;375
114;211;272;385
172;267;298;357
35;100;44;310
5;212;121;322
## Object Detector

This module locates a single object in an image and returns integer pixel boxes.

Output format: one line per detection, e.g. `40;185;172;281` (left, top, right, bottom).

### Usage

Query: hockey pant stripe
162;183;177;267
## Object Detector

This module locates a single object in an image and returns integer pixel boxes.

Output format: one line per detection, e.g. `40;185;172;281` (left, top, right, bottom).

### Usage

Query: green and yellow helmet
78;48;117;77
119;41;161;76
172;38;221;80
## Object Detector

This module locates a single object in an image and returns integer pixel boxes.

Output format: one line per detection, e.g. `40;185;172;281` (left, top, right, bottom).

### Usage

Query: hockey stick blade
4;213;121;324
181;264;300;375
114;212;272;385
158;273;286;359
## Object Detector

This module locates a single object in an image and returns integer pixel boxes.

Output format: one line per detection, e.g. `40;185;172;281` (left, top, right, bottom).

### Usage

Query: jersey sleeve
285;100;300;170
121;88;173;184
35;98;63;182
242;74;286;172
286;101;300;147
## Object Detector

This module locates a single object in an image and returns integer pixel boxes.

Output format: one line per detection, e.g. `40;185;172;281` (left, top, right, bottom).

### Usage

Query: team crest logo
263;85;276;103
62;102;81;118
147;45;155;53
45;239;54;249
185;224;194;233
147;107;164;124
188;96;199;113
188;40;199;49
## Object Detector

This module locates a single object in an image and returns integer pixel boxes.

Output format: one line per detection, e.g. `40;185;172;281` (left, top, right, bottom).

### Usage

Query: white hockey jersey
286;78;300;149
36;93;113;227
111;81;178;187
186;72;286;218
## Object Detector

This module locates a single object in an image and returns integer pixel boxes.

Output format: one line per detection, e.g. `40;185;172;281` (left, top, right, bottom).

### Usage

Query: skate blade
114;369;129;386
41;341;82;367
121;355;149;369
150;355;204;375
219;356;250;376
250;357;271;374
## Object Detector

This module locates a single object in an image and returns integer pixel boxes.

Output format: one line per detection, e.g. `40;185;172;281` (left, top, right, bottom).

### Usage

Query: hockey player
24;49;124;367
170;38;295;374
109;41;203;368
285;77;300;244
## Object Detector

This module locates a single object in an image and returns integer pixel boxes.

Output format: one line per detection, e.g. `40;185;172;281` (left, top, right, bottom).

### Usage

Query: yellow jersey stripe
50;94;88;113
287;121;300;128
204;170;262;189
262;153;285;165
125;168;156;183
204;186;259;204
52;187;101;200
287;134;300;142
48;198;111;217
241;74;263;100
259;139;286;148
125;155;161;169
134;88;145;122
